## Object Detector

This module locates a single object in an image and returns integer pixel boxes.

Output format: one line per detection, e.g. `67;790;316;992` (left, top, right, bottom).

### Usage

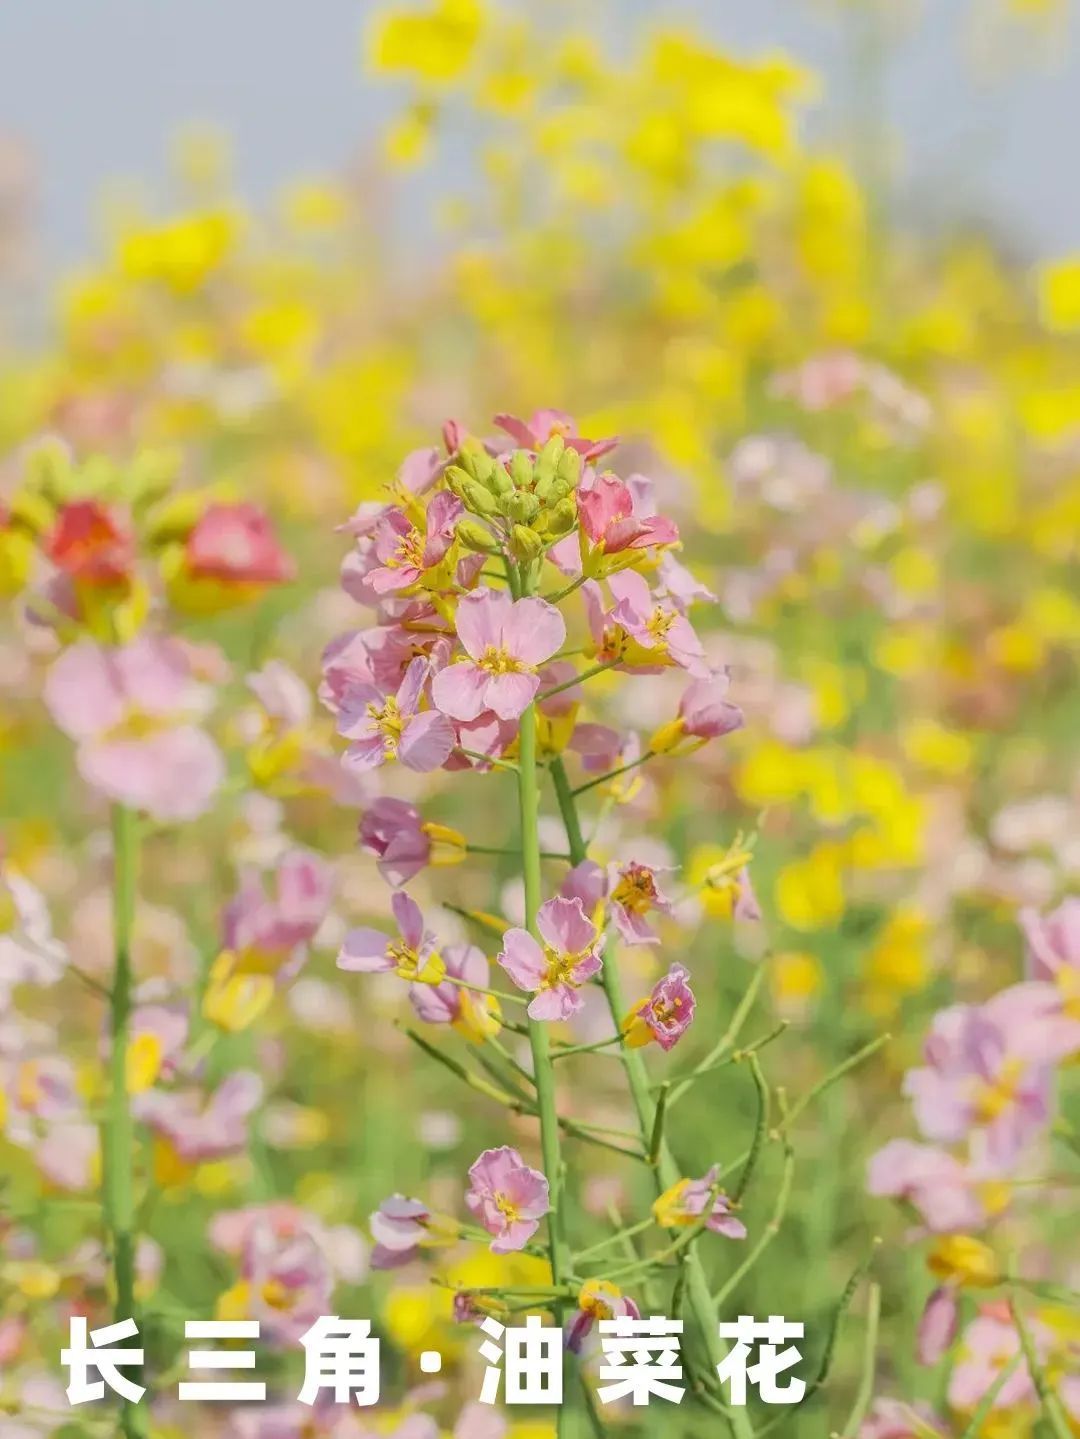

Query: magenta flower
359;797;432;886
493;408;617;461
902;991;1054;1167
624;963;696;1052
578;474;679;556
43;636;225;821
566;1281;641;1354
607;859;675;945
337;889;444;985
465;1145;550;1253
866;1140;998;1233
498;896;605;1020
677;674;745;741
366;493;461;595
337;656;454;772
432;587;566;722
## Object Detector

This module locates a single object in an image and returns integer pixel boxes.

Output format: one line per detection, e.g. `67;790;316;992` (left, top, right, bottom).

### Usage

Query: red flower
45;500;135;586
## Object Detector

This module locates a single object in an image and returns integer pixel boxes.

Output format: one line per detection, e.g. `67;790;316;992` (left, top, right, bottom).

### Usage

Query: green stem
536;659;619;704
1008;1290;1073;1439
571;749;656;798
549;756;756;1439
517;566;572;1433
105;806;148;1439
837;1283;881;1439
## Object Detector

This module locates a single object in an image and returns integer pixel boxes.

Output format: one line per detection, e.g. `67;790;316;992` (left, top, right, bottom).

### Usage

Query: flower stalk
104;805;148;1439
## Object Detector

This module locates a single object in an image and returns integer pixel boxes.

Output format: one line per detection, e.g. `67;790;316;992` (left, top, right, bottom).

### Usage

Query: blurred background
1;2;1078;1437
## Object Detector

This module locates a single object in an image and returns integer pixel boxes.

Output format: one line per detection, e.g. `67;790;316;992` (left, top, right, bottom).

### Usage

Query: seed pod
457;518;502;554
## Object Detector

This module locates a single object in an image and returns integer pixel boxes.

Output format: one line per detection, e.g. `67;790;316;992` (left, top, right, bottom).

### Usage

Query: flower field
0;3;1078;1437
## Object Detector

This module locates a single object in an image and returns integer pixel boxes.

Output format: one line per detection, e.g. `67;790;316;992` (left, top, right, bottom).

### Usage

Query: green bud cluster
445;434;582;558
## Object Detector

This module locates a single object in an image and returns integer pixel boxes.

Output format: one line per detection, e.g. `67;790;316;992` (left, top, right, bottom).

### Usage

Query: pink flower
917;1286;960;1366
656;552;716;612
465;1145;549;1253
43;636;225;821
623;963;696;1052
432;588;565;722
653;1168;747;1239
1021;896;1080;990
589;571;708;676
370;1195;433;1269
677;674;745;740
578;474;679;555
947;1309;1039;1413
184;502;294;584
337;656;454;772
223;849;333;976
209;1203;366;1346
493;409;617;462
367;493;462;595
498;896;604;1021
866;1140;999;1233
360;797;432;886
607;859;675;945
902;991;1054;1168
135;1071;263;1162
409;942;499;1039
338;890;444;985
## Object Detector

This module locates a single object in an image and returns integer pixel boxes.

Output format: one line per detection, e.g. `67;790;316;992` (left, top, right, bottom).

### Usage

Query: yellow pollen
542;947;579;989
646;607;674;641
612;866;658;914
973;1060;1024;1123
494;1191;521;1223
390;528;426;570
369;696;405;753
479;645;525;676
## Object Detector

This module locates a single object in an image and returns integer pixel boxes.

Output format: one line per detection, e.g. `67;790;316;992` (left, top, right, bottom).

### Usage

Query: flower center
387;940;444;985
612;866;658;914
390;527;426;571
541;946;580;989
1058;966;1080;1021
494;1191;521;1224
651;994;685;1026
105;708;167;743
368;696;405;753
973;1059;1024;1123
646;606;674;641
478;645;525;676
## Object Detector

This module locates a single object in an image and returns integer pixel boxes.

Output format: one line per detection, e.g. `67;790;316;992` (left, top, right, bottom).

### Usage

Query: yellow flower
774;844;846;931
1037;253;1080;331
368;0;485;85
927;1235;1001;1289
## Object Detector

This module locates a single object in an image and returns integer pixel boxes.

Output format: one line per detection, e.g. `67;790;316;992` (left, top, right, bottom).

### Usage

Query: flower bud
458;440;496;487
457;519;502;554
461;481;499;516
533;434;564;489
443;464;472;500
545;496;578;536
507;491;540;524
488;463;514;496
508;450;533;490
510;524;543;562
556;446;582;489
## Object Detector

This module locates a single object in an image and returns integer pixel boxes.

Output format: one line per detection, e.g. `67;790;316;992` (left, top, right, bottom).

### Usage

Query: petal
398;711;455;772
431;662;489;721
485;671;539;721
80;728;224;821
454;588;511;661
537;896;596;955
337;927;392;971
43;642;125;739
505;597;566;666
498;930;545;992
392;890;425;949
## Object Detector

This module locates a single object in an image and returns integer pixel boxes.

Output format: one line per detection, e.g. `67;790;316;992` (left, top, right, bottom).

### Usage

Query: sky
0;0;1077;274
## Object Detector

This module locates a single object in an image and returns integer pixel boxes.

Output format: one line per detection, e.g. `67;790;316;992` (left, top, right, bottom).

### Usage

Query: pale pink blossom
465;1145;550;1253
337;656;454;772
498;896;604;1020
43;636;225;820
432;588;565;722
